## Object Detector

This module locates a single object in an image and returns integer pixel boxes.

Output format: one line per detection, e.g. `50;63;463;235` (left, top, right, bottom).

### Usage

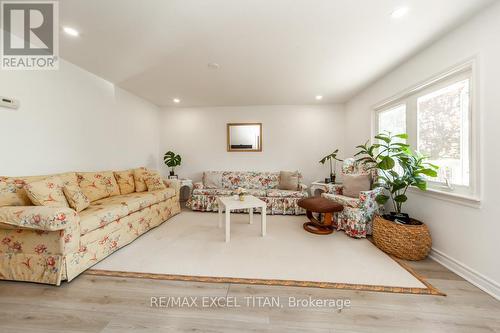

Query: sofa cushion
193;188;234;196
92;189;176;215
79;202;129;235
343;174;371;198
278;171;299;191
222;171;279;190
149;188;176;202
24;177;70;207
63;184;90;212
133;167;150;192
245;189;267;197
114;169;135;194
0;172;77;207
145;171;166;191
266;189;307;198
77;171;121;202
321;193;361;208
203;171;223;189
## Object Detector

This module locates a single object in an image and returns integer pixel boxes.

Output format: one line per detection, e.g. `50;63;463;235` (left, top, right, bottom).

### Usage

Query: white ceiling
59;0;495;107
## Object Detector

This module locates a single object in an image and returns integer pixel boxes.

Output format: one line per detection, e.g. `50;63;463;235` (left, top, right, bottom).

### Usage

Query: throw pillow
342;174;371;198
62;184;90;212
77;171;120;202
145;171;166;191
24;177;69;207
114;169;135;194
278;171;299;191
133;167;149;192
203;171;222;189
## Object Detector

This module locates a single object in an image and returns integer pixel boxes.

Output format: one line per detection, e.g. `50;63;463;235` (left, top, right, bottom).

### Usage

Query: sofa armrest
298;183;308;191
326;183;343;195
359;188;383;209
193;182;204;190
0;206;78;231
322;193;360;208
163;179;180;196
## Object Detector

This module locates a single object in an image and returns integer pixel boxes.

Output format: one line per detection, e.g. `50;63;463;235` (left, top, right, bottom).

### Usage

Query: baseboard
429;248;500;301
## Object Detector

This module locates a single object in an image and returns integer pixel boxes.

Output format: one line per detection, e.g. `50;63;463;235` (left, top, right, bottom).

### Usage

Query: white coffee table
217;195;267;242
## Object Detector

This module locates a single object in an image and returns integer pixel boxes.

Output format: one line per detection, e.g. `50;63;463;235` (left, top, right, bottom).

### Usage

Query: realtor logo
1;1;59;70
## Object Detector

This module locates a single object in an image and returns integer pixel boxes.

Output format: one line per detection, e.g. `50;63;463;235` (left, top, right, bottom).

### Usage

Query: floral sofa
322;158;382;238
187;171;308;215
0;168;180;285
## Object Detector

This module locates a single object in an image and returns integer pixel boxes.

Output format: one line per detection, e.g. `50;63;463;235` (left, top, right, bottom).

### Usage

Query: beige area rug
87;211;443;295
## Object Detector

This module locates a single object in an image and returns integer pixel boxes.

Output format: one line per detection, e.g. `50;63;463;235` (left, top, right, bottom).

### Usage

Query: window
375;62;478;200
378;104;406;136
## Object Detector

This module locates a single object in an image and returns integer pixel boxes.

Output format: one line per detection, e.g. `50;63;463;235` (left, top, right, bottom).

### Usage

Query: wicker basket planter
372;215;432;261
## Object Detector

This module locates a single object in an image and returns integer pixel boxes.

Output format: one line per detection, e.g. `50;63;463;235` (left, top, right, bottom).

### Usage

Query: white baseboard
430;248;500;301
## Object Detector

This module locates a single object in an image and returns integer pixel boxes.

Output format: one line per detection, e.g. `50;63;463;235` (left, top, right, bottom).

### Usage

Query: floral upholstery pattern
63;185;90;212
0;206;78;231
133;167;149;192
145;171;166;191
322;158;381;238
114;169;135;194
266;189;307;198
79;202;129;235
24;177;69;208
187;171;308;215
0;170;181;285
77;171;120;202
0;172;77;207
222;171;279;190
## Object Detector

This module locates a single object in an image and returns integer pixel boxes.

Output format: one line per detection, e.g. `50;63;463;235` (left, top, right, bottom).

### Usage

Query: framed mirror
227;123;262;152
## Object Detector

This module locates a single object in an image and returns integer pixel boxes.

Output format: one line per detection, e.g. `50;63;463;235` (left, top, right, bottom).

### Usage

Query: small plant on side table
319;149;343;183
164;151;182;176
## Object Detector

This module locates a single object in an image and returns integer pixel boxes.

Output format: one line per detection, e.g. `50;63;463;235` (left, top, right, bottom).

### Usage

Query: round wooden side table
297;197;344;235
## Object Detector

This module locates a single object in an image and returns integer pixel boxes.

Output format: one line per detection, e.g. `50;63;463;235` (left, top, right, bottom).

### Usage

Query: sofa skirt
187;195;306;215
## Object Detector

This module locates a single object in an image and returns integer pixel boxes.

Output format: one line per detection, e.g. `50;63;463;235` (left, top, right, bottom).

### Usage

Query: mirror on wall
227;123;262;152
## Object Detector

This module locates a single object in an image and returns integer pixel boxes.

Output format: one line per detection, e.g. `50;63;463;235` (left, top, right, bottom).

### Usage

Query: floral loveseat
0;168;180;285
322;158;381;238
187;171;308;215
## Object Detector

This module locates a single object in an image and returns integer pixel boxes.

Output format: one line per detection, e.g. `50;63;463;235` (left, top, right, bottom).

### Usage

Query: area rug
87;211;443;295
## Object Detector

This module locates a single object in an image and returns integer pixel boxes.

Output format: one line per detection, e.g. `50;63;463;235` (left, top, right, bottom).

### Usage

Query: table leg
249;207;253;224
225;209;230;242
261;205;266;237
218;204;222;228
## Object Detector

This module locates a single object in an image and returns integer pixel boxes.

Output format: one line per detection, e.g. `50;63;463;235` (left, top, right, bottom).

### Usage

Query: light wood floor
0;259;499;332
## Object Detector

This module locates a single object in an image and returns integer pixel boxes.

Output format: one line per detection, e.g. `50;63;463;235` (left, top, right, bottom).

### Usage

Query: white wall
159;105;345;185
344;2;500;298
0;60;160;176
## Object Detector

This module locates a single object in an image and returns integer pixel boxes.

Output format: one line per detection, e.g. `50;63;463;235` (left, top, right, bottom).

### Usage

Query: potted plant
235;187;247;201
319;149;343;183
163;151;182;176
355;132;439;260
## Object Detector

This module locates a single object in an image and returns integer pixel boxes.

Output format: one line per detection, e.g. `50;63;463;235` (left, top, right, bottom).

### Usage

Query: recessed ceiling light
207;62;220;69
63;26;79;37
173;98;181;104
315;95;323;101
391;7;409;19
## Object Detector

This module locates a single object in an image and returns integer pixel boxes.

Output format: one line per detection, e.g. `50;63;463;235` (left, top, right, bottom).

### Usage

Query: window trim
372;57;481;205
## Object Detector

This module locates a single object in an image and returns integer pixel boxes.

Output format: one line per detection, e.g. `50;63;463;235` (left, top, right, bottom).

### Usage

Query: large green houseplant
163;151;182;176
355;132;438;225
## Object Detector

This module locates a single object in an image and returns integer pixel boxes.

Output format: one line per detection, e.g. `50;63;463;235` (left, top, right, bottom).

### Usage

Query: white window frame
372;58;481;207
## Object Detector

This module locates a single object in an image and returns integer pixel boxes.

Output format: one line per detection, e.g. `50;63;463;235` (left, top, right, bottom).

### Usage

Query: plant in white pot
355;132;439;260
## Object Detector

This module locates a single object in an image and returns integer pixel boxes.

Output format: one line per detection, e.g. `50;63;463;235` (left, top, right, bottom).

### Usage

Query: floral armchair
321;158;382;238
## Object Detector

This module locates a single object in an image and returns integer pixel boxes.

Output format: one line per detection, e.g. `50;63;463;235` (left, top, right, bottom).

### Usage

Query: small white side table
217;195;267;242
178;178;193;202
310;181;342;197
